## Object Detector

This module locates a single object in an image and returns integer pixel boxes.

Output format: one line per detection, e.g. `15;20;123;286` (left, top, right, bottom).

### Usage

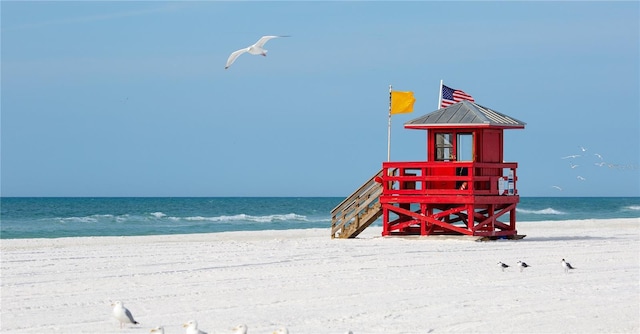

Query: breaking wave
622;205;640;211
53;212;316;225
57;214;129;223
516;208;566;215
170;213;309;223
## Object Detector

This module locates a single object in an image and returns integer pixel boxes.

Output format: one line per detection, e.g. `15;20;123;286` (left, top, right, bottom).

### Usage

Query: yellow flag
390;91;416;114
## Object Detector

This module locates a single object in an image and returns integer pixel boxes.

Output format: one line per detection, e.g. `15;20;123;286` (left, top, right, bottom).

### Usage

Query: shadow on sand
523;235;616;242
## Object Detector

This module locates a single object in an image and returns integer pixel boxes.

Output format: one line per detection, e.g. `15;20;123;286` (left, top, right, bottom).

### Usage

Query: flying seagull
552;185;563;191
225;35;290;69
561;155;581;159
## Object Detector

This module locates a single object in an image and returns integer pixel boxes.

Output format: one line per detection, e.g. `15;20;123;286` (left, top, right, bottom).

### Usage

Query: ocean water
1;197;638;239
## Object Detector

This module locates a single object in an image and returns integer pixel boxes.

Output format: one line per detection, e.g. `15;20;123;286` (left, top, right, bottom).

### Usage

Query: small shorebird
111;301;139;329
232;324;248;334
183;320;208;334
517;261;530;272
562;259;575;273
272;327;289;334
498;262;510;272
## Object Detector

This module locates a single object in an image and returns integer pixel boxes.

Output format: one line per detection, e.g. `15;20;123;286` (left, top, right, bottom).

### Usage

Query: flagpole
438;79;443;109
387;85;392;162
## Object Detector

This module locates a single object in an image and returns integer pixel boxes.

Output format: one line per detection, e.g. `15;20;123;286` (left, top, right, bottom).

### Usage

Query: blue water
1;197;638;239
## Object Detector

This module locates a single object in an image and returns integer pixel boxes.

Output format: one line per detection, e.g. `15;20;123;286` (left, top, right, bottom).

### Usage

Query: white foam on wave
115;215;129;222
58;214;114;223
622;205;640;211
57;214;130;223
175;213;308;223
516;207;566;215
150;212;167;218
58;216;100;223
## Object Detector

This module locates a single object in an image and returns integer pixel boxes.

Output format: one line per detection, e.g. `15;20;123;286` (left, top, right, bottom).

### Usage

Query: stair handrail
331;169;384;238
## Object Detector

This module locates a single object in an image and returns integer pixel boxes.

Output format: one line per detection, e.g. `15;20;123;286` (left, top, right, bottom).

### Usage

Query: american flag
441;84;475;108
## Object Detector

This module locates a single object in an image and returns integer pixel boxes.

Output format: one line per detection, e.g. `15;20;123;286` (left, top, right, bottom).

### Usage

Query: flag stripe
441;84;474;108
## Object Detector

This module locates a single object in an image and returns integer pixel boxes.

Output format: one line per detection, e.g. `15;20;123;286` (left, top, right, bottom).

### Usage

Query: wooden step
341;202;382;238
331;169;384;239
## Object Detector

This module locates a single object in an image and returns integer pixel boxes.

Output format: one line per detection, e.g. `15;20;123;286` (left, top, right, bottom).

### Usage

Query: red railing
381;161;518;197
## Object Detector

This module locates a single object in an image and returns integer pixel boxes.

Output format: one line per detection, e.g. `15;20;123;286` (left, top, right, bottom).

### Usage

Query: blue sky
2;1;639;197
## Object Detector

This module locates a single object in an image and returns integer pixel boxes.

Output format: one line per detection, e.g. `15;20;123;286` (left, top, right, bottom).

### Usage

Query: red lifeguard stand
330;100;526;239
378;100;526;238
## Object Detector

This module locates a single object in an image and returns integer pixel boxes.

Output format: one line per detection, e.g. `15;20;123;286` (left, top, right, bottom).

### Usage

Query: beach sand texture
1;219;638;333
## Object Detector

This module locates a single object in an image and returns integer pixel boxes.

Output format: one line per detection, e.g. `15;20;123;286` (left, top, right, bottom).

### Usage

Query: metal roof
404;100;526;129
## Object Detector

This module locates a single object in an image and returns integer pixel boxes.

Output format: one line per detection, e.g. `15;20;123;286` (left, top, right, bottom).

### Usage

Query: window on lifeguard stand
456;133;473;190
435;133;453;161
457;133;473;161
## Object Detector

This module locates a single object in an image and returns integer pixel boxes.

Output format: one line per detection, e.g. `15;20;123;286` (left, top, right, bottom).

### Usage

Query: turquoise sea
1;197;638;239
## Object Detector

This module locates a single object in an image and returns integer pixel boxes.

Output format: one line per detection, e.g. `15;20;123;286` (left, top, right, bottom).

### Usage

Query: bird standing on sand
232;324;248;334
111;301;139;328
498;262;510;272
562;259;575;273
517;261;530;272
225;35;290;69
150;326;165;334
183;320;208;334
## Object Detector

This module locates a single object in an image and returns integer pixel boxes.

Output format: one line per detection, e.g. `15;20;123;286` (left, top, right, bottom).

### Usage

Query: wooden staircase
331;169;383;239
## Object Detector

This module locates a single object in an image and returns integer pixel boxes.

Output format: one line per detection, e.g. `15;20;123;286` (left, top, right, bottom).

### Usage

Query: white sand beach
1;218;638;334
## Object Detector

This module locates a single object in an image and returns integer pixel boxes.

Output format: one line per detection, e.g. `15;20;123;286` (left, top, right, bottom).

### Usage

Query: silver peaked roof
404;100;526;129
